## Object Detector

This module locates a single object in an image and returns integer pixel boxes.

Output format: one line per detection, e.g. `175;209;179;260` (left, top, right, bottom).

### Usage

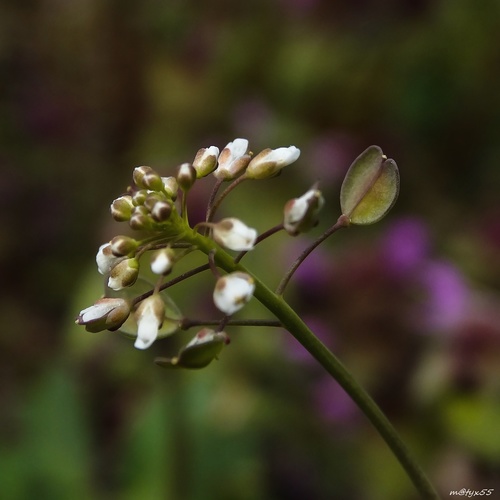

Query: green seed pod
155;329;228;369
340;145;399;225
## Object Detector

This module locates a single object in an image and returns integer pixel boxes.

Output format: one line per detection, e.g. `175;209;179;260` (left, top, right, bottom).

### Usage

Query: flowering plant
76;138;438;498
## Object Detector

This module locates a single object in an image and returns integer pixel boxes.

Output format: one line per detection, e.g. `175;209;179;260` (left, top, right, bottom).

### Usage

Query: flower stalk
187;229;439;500
76;139;437;498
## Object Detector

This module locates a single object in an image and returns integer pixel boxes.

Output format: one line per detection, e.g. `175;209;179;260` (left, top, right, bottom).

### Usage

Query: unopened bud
283;186;324;236
213;138;251;180
134;294;165;349
129;206;151;230
211;218;257;251
132;189;148;206
245;145;300;180
176;162;196;191
108;258;139;290
193;146;219;178
76;297;131;333
110;195;134;221
96;242;123;275
110;235;138;257
213;272;255;315
150;248;175;275
161;176;178;200
133;166;163;191
144;192;164;212
151;200;172;222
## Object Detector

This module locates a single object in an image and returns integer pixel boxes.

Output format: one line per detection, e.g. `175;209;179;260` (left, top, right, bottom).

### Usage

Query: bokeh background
2;1;500;499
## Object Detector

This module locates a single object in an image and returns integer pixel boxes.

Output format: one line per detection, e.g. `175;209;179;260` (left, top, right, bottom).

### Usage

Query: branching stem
276;214;350;296
187;230;439;500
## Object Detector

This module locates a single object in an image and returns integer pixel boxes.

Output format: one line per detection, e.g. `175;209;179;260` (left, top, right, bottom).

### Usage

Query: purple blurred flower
379;216;430;278
292;242;333;290
313;376;358;425
304;133;356;184
417;260;470;333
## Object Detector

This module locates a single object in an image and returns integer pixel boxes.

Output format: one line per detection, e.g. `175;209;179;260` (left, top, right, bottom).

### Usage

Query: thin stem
206;176;247;222
235;223;284;263
208;249;221;278
187;231;439;499
205;178;224;223
181;189;189;223
216;314;230;332
276;214;350;296
180;318;282;330
131;263;211;306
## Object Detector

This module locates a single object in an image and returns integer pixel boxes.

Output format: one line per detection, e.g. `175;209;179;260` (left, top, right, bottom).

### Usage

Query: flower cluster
76;138;399;370
76;138;311;367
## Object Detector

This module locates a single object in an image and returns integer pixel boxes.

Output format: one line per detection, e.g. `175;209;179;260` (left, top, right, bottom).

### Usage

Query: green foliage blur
2;1;500;498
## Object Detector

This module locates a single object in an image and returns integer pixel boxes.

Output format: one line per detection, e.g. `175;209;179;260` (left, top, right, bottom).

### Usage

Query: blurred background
1;0;500;498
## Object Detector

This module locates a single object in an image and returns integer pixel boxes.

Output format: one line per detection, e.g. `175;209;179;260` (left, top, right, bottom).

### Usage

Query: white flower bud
110;195;134;221
150;248;175;275
132;189;148;206
193;146;219;178
151;200;172;222
176;162;197;191
107;258;139;290
213;272;255;315
161;176;178;199
96;242;123;275
76;297;131;333
133;166;163;191
129;205;152;230
245;145;300;179
283;187;324;236
213;138;251;180
211;218;258;251
134;294;165;349
110;235;138;257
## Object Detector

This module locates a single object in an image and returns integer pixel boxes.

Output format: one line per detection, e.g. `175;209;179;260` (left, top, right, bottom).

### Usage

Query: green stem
187;230;440;499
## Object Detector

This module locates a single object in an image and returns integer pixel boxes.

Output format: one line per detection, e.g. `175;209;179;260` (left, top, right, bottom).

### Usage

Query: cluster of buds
76;138;399;369
110;167;179;231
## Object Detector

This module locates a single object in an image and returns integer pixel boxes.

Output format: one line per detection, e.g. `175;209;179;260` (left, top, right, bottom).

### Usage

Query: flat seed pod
155;331;227;369
340;146;400;225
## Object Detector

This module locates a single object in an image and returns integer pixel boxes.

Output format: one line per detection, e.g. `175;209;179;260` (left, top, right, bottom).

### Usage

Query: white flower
96;242;123;275
213;138;251;180
193;146;219;177
245;145;300;179
134;294;165;350
107;258;139;290
76;298;131;333
212;218;258;251
150;248;175;275
283;187;324;236
213;272;255;315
